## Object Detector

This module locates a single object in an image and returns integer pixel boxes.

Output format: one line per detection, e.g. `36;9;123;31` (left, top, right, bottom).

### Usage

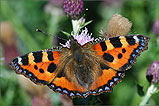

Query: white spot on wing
17;57;22;64
133;36;139;43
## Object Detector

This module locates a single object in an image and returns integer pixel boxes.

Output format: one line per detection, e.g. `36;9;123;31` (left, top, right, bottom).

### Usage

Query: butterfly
10;34;150;98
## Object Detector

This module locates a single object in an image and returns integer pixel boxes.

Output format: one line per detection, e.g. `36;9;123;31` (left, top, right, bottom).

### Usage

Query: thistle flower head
63;0;84;19
146;61;159;84
60;27;94;48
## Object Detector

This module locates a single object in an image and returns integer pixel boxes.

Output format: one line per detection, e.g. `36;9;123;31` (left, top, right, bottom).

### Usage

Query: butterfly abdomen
75;64;94;89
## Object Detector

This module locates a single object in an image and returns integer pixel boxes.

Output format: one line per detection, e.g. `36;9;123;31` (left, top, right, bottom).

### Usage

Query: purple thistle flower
60;27;94;48
63;0;84;19
146;61;159;84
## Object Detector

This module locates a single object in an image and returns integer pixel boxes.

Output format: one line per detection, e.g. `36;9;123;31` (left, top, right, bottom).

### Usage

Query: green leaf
61;30;71;37
80;20;93;29
137;84;145;97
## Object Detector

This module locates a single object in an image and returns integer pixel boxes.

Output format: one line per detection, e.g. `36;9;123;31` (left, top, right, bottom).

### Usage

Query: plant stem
139;84;157;106
72;20;80;34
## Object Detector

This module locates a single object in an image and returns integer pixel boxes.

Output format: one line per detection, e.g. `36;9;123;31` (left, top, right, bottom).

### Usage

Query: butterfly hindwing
48;76;87;98
93;35;150;71
48;66;125;98
90;65;125;92
10;49;61;85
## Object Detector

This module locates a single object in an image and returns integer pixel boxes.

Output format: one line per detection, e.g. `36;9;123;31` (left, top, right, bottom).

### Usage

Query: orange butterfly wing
48;68;124;98
48;77;87;98
90;66;125;94
10;48;87;98
10;49;61;84
86;35;149;97
93;35;150;71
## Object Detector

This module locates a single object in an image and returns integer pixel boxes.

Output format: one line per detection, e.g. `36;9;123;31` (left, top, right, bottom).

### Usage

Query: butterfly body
10;35;150;98
59;36;102;90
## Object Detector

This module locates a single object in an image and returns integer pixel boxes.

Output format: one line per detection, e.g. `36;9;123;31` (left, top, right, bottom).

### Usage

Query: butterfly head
69;35;80;46
69;35;84;63
69;35;77;42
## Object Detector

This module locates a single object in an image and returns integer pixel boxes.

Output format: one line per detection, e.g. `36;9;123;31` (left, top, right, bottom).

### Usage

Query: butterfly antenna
36;29;51;36
36;29;68;42
57;37;68;42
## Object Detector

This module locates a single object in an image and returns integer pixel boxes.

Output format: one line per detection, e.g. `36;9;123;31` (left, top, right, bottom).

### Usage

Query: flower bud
146;61;159;84
63;0;84;19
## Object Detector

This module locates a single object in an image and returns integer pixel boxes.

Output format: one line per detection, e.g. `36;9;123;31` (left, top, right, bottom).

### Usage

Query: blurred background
0;0;159;105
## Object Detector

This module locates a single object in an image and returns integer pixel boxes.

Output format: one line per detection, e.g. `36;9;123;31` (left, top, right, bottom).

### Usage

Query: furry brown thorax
69;36;100;89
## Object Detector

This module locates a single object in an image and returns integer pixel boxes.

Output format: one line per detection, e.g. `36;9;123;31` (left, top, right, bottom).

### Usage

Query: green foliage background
0;0;159;105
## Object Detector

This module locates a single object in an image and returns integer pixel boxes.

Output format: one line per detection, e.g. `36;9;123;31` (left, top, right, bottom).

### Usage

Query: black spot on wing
118;53;123;59
122;48;126;53
47;51;54;61
21;54;29;66
34;65;38;70
33;51;43;63
100;42;107;51
126;36;136;45
39;68;44;73
47;63;56;73
109;37;122;48
103;53;114;62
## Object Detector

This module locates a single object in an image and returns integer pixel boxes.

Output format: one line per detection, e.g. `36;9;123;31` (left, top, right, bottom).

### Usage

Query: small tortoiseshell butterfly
10;33;150;98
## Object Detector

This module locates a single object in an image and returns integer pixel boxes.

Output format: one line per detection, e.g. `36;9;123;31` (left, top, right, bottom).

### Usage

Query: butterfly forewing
10;49;61;85
93;35;150;71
